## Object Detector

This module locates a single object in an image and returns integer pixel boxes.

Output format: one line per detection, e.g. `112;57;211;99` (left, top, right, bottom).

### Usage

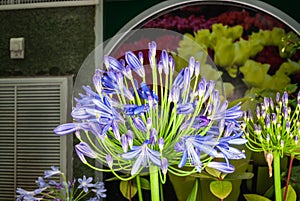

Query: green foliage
244;194;272;201
209;180;232;199
120;180;138;200
187;179;199;201
282;185;297;201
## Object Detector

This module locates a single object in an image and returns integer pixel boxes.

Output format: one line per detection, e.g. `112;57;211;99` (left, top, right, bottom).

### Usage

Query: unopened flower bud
264;152;273;177
280;140;284;147
286;121;290;133
106;154;113;168
188;57;195;77
282;91;288;105
147;118;152;130
269;98;274;110
276;92;280;103
121;134;128;152
194;61;200;76
266;134;270;143
158;137;164;151
138;51;144;65
161;158;168;175
126;130;133;149
264;97;269;110
265;114;270;129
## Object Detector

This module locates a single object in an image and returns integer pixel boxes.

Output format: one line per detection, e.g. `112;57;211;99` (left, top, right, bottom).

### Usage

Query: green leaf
168;173;197;201
282;185;297;201
209;180;232;199
187;178;198;201
225;172;254;180
120;180;137;200
244;194;272;201
140;177;150;190
205;166;221;178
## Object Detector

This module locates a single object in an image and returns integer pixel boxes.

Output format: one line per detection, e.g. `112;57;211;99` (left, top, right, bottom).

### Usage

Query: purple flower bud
177;103;194;114
138;51;144;65
132;117;147;133
121;134;128;152
269;98;274;110
106;154;113;168
265;114;270;129
188;57;195;77
282;91;288;105
256;105;261;119
158;137;164;151
161;158;168;175
126;130;134;148
158;60;163;74
254;124;261;135
115;72;124;88
194;61;200;76
147;118;152;130
283;105;289;119
148;41;156;58
150;128;158;145
112;121;120;141
75;142;97;164
124;66;132;79
168;86;180;103
106;56;126;73
276;92;281;103
183;68;190;92
197;79;206;97
271;113;277;123
169;55;175;73
125;51;145;77
295;136;298;145
93;69;102;94
160;50;169;75
264;97;269;110
266;134;270;142
173;68;185;87
286;121;291;133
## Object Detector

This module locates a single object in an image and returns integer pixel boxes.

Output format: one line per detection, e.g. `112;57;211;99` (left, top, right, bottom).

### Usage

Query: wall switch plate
10;37;25;59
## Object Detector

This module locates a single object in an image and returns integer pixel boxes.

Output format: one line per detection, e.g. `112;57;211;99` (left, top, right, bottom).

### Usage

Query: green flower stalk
54;41;247;200
243;91;300;201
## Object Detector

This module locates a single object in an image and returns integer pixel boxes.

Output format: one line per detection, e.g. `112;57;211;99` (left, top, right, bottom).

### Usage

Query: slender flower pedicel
54;41;246;200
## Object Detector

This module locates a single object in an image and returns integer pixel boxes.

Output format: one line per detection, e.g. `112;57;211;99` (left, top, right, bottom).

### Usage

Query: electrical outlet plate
10;37;24;59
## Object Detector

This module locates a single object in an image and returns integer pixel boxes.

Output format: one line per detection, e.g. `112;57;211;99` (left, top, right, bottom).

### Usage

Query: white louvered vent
0;77;72;200
0;0;99;10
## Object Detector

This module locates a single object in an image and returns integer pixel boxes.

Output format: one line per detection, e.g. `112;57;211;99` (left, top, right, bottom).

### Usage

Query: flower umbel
54;41;246;200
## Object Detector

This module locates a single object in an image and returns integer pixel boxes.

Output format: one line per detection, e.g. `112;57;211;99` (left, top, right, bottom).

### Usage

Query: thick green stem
273;151;282;201
150;166;160;201
136;175;143;201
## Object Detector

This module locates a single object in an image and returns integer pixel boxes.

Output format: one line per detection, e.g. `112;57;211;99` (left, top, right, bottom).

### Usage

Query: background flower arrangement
102;3;300;201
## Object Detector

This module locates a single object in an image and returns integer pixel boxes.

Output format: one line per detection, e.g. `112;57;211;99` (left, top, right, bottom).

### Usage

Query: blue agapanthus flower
54;41;246;181
16;166;106;201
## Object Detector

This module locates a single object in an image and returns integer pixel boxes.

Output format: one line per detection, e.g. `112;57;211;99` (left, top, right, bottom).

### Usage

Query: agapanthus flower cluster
54;41;246;181
16;166;106;201
243;91;300;174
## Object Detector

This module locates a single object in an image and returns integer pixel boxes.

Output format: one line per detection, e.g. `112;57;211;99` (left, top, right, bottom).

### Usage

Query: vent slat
0;77;71;200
